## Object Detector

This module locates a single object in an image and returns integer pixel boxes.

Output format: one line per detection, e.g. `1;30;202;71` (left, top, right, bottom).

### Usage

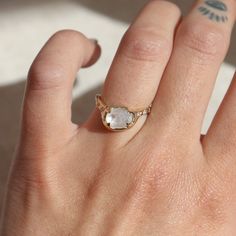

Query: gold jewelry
95;94;152;131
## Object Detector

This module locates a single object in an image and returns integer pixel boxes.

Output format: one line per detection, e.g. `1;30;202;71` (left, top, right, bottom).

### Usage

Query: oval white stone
105;107;134;129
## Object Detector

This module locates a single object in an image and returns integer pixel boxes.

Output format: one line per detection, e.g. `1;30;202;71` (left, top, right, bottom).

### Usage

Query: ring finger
84;0;181;145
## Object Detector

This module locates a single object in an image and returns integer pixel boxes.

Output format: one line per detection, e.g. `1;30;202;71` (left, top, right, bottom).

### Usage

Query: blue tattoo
198;0;228;22
205;0;227;11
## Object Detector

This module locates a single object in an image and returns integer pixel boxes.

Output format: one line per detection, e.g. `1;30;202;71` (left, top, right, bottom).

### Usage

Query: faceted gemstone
105;107;134;129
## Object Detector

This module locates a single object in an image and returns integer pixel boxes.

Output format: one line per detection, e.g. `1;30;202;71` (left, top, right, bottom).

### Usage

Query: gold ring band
95;94;152;131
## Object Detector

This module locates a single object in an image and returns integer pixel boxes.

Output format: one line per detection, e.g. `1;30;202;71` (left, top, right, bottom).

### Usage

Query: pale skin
1;0;236;235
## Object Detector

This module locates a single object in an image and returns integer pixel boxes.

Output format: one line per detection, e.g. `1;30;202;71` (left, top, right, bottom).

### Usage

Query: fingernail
90;38;99;45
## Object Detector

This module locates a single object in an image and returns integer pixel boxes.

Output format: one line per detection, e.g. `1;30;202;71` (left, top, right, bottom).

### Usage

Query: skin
1;0;236;235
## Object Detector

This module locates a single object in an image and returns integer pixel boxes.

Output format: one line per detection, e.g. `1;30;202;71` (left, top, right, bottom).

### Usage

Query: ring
95;94;152;131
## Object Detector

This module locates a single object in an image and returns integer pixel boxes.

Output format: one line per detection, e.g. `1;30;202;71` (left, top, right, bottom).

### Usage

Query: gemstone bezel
101;106;137;131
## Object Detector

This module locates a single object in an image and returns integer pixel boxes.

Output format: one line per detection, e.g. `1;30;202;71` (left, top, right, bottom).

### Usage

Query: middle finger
145;0;235;140
85;0;181;144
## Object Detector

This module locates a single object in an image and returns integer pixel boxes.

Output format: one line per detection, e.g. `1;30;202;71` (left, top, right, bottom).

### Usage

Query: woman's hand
1;0;236;235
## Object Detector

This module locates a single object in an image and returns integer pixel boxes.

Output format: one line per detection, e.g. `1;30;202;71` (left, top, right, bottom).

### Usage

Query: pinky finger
22;30;100;148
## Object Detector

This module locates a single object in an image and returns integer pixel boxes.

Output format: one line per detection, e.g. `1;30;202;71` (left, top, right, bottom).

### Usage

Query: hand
1;0;236;235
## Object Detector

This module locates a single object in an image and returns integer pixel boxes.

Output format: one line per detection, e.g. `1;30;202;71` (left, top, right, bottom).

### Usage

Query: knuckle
179;23;227;59
28;61;68;91
11;158;53;194
27;29;87;91
130;149;176;199
196;167;233;226
197;182;227;225
120;27;172;62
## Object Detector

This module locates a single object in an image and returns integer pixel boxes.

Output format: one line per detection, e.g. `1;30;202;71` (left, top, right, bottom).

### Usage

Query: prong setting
95;94;151;131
